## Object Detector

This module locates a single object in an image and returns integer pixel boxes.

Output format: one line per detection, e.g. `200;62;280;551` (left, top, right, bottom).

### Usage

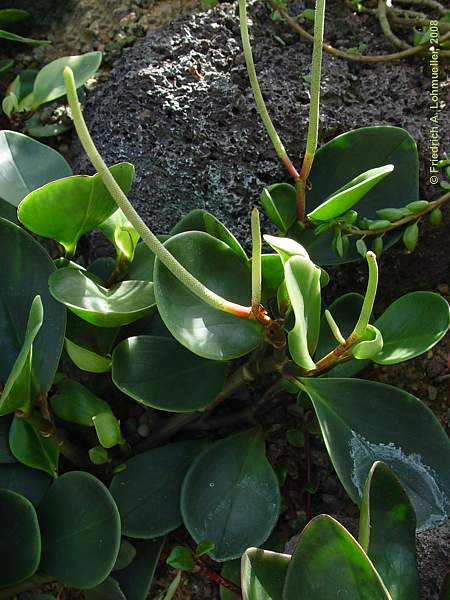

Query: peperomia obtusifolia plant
0;1;448;599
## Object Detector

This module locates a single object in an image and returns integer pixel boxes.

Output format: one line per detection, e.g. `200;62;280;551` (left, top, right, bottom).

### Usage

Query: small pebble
137;423;150;437
428;385;438;401
437;283;449;294
427;350;434;359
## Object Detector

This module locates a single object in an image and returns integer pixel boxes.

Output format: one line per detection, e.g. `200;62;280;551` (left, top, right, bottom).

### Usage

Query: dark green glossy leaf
373;292;449;364
170;209;247;262
307;165;394;222
0;416;14;463
242;547;289;600
65;337;112;373
283;515;390;599
0;130;72;206
110;440;204;538
85;577;126;600
0;462;51;505
32;52;102;107
154;231;262;360
359;462;419;600
38;471;121;589
115;538;165;600
0;296;43;416
113;539;136;571
301;126;419;264
181;428;280;561
261;254;284;298
112;335;228;412
0;221;66;396
260;183;297;233
0;9;30;27
284;256;321;370
50;379;111;427
49;267;155;327
65;311;118;356
0;29;49;45
18;163;134;255
9;416;58;476
0;489;41;587
300;377;450;531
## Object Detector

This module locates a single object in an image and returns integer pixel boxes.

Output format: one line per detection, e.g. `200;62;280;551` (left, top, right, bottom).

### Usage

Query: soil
1;0;449;598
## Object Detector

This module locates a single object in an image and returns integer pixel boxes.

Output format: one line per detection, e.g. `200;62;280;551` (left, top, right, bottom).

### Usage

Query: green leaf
66;311;118;356
352;325;383;360
0;9;30;27
0;130;72;206
32;52;102;107
154;231;262;360
261;254;284;298
49;267;155;327
300;378;450;531
9;417;58;476
196;540;216;557
89;446;109;465
110;440;204;538
65;337;112;373
359;462;420;600
113;540;137;571
0;59;14;76
166;546;195;570
126;241;157;281
2;69;37;117
85;577;126;600
0;489;41;587
301;126;419;264
242;547;289;600
18;163;134;256
0;462;51;505
115;538;165;600
373;292;449;364
260;183;297;233
93;413;124;449
38;471;121;589
170;209;247;262
263;235;310;264
112;335;228;412
308;165;394;223
283;515;390;599
0;29;49;45
0;220;66;395
284;256;321;370
50;379;111;427
99;209;140;262
221;561;241;600
0;296;43;416
181;428;280;561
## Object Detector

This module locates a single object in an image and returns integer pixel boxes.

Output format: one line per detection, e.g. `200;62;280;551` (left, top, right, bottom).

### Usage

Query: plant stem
297;0;326;222
22;410;87;468
307;252;378;375
341;191;450;236
378;0;411;50
275;3;450;61
239;0;299;181
251;208;262;309
195;561;243;598
0;574;55;599
63;67;252;320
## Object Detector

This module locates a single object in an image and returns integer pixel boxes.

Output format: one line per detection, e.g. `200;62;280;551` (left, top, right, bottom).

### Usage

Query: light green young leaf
92;413;124;449
98;209;140;262
65;338;111;373
50;379;111;427
241;547;289;600
284;256;321;370
263;235;310;264
352;325;383;360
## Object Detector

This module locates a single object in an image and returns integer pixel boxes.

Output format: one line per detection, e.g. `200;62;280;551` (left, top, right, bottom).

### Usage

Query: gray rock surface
72;0;449;254
285;518;450;600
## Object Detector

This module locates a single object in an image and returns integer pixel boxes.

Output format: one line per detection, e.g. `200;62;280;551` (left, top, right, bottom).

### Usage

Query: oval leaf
284;256;321;370
38;471;121;589
0;219;66;395
359;462;420;600
300;377;450;531
307;165;394;223
154;231;262;361
283;515;390;600
32;52;102;107
50;379;111;427
112;335;228;412
110;441;204;538
9;416;58;476
18;163;134;256
49;267;155;327
0;489;41;587
0;130;72;206
0;462;51;506
181;428;280;561
65;338;112;373
115;538;165;600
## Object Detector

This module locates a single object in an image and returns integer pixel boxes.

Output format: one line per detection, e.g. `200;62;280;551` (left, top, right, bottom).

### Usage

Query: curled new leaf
241;547;289;600
352;325;383;360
